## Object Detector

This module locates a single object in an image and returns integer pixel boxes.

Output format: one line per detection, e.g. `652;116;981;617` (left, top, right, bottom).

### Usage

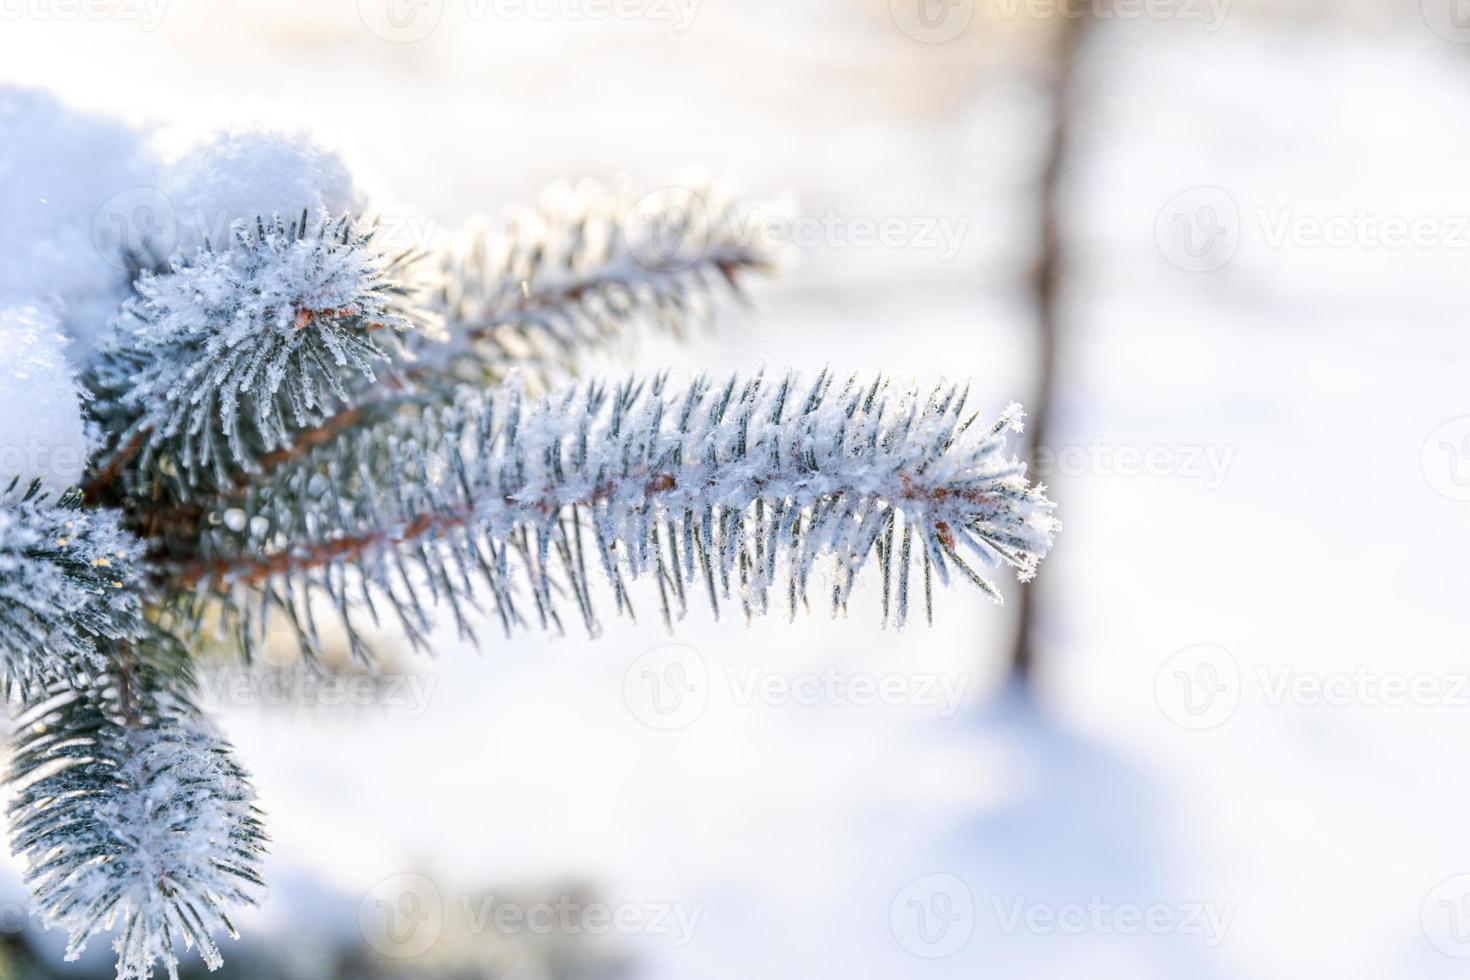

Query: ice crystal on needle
0;484;142;695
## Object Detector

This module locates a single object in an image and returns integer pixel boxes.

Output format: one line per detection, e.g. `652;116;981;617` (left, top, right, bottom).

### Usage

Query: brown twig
83;432;144;505
167;472;997;590
461;247;769;342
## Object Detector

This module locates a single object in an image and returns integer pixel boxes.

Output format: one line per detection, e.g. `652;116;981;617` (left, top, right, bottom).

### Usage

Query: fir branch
0;482;143;697
8;650;266;980
0;111;1067;980
426;182;777;385
87;212;422;498
0;486;264;980
162;371;1057;658
95;185;777;541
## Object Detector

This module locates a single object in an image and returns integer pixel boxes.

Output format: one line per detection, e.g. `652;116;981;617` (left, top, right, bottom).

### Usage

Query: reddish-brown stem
83;432;144;505
461;249;769;342
168;472;996;590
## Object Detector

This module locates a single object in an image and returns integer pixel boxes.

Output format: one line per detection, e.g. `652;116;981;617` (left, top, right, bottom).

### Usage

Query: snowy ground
3;1;1470;977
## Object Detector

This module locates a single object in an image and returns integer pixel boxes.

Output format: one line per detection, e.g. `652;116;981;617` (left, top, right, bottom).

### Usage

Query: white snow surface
161;126;366;254
0;85;369;367
0;307;89;493
0;88;159;356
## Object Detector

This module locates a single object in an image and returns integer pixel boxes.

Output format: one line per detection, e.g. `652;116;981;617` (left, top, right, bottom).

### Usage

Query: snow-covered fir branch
85;184;779;514
164;371;1057;658
1;486;264;980
1;100;1062;980
428;181;776;384
88;212;420;496
9;655;266;980
0;483;144;697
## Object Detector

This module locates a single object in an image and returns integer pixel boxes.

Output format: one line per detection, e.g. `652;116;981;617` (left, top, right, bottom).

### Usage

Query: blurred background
2;0;1469;976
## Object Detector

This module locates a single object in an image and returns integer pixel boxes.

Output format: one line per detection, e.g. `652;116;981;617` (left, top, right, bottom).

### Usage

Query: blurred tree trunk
1010;0;1093;689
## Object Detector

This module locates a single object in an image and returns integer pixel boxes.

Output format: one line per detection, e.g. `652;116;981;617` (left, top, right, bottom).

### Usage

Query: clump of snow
162;126;367;254
0;87;162;357
0;92;371;366
0;307;90;493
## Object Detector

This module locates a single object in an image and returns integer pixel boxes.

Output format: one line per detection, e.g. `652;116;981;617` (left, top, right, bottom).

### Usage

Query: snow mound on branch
0;93;369;363
163;126;366;253
0;87;162;358
0;307;90;493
